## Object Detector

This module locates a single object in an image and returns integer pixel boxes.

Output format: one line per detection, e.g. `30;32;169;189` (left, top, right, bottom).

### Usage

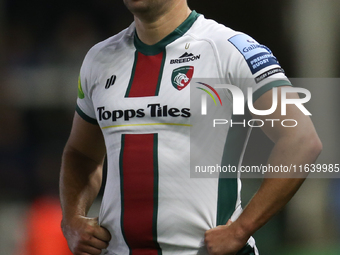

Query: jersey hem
76;105;98;125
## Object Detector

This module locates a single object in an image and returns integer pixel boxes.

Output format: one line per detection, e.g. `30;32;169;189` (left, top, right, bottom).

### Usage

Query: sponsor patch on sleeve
255;67;285;83
228;34;280;74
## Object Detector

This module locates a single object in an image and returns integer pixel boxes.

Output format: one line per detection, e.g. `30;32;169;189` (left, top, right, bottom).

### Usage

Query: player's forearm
60;145;104;221
234;131;322;239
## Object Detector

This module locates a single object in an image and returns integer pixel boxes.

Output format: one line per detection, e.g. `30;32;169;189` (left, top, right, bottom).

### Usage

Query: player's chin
123;0;150;12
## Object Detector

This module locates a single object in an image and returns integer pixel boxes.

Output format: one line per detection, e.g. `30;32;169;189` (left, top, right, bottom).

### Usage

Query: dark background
0;1;339;255
1;0;293;200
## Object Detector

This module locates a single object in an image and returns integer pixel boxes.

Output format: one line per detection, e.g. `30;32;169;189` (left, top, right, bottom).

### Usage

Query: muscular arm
60;113;105;219
205;86;322;255
60;113;111;255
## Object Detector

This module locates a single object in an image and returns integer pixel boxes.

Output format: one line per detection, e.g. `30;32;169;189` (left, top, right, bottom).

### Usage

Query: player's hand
61;216;111;255
205;220;249;255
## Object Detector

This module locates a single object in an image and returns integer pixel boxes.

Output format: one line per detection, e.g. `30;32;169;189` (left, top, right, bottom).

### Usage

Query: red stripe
121;134;159;254
128;52;163;97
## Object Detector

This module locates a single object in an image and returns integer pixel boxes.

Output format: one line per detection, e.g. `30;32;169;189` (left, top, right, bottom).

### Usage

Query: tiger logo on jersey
174;73;189;87
171;66;194;91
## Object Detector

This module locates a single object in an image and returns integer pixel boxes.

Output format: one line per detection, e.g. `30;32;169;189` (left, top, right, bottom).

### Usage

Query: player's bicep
65;112;106;165
252;86;316;143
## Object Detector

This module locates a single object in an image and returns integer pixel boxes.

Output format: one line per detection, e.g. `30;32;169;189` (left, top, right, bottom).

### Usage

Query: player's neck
134;3;191;46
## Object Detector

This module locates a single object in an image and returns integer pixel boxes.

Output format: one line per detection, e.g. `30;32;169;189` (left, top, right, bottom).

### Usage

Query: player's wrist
231;219;253;243
61;209;87;228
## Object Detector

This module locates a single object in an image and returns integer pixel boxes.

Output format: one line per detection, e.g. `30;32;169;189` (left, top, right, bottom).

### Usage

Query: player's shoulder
189;14;241;42
82;23;135;66
189;14;259;52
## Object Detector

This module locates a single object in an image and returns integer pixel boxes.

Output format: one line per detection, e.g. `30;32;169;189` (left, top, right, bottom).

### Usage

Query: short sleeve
226;33;291;102
76;52;98;125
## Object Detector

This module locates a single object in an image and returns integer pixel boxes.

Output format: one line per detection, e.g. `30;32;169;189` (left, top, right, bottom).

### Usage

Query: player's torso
89;14;244;255
91;32;228;255
90;36;220;133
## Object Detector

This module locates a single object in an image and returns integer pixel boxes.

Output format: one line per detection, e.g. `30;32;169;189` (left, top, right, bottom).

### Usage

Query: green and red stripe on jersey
125;51;166;98
125;11;200;98
119;133;162;255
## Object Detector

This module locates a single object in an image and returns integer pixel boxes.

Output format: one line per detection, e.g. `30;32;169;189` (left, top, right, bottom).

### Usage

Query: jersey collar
134;10;200;55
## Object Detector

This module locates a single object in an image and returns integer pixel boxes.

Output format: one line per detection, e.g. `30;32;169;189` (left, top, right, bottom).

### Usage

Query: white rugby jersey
76;11;290;255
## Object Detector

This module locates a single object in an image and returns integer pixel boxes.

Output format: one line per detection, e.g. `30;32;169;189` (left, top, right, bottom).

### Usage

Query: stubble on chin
123;0;180;23
123;0;156;14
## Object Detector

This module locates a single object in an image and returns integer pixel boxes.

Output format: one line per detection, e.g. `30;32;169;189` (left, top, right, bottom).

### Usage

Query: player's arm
60;112;111;255
205;86;322;255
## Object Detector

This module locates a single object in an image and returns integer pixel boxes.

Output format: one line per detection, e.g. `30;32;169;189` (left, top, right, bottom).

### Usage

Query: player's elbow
303;131;323;160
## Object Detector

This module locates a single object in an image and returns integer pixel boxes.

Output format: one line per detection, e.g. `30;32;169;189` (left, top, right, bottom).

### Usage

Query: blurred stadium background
0;0;339;254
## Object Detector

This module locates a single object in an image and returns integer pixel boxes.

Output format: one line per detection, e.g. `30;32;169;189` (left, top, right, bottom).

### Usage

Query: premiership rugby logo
171;66;194;91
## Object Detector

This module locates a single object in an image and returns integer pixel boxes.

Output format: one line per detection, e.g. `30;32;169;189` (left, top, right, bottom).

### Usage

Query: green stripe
119;135;132;254
236;243;256;255
253;80;292;102
216;179;238;226
125;49;165;97
155;50;166;96
76;105;98;125
134;11;200;55
125;51;139;98
216;111;252;226
152;134;162;254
